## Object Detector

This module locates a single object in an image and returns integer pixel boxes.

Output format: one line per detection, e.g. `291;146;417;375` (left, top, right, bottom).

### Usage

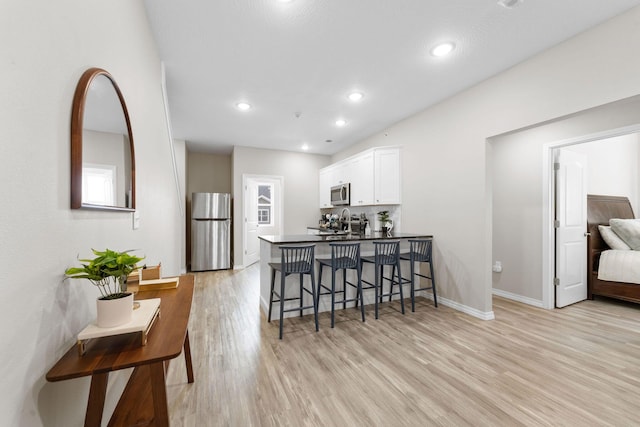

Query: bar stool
316;242;365;328
268;245;319;339
398;239;437;312
359;240;405;319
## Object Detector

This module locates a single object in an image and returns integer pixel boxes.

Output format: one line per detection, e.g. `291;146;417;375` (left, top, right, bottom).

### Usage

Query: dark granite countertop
259;232;433;245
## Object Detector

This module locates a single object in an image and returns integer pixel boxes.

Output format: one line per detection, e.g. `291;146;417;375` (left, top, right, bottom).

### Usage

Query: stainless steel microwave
330;183;350;206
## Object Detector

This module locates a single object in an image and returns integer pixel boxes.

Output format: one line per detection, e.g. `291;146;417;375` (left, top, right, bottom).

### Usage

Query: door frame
241;174;284;268
541;123;640;309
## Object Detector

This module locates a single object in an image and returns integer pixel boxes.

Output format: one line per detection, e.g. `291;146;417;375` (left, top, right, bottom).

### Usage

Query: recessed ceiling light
236;102;251;111
277;0;294;3
348;92;364;102
430;42;456;57
301;143;309;151
498;0;522;8
335;119;347;127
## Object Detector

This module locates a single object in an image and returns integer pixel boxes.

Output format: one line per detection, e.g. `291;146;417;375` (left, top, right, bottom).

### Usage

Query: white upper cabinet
349;151;374;206
318;146;401;208
332;161;350;185
374;147;401;205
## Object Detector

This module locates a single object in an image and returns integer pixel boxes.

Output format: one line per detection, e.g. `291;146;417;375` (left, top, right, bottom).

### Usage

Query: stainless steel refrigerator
191;192;231;271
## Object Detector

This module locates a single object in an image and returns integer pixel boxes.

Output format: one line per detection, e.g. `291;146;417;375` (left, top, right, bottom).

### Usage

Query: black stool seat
268;245;319;339
358;240;405;319
316;242;365;328
398;238;437;312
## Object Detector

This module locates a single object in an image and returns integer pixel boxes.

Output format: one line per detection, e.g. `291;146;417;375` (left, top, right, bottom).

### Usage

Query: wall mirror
71;68;135;211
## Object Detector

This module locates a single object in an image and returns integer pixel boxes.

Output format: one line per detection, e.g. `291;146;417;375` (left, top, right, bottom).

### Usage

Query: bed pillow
598;225;631;250
609;218;640;250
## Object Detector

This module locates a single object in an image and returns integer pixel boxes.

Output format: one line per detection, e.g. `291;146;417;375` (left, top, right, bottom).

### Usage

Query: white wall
571;133;640;214
174;139;187;273
232;146;330;267
187;152;232;195
331;6;640;315
0;1;183;425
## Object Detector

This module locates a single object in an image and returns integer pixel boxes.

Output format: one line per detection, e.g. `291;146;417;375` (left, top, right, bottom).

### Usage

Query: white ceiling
143;0;640;155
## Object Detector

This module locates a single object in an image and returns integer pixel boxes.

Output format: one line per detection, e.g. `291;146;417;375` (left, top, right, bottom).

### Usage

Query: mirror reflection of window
82;164;116;206
82;129;130;207
257;184;272;225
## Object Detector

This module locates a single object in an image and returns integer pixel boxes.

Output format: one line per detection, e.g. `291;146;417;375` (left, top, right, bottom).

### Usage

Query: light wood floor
166;264;640;426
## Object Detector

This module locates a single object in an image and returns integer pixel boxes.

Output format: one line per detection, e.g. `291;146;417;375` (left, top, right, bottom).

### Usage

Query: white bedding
598;249;640;284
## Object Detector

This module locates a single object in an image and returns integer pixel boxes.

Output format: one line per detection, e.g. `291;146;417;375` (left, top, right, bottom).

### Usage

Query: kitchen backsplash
320;205;401;232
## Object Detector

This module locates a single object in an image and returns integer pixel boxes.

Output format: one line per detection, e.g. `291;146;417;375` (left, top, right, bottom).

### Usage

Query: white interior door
555;148;588;308
244;179;260;266
243;175;283;267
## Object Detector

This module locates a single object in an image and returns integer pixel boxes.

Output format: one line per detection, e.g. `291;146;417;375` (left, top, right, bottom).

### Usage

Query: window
257;184;272;225
82;164;116;206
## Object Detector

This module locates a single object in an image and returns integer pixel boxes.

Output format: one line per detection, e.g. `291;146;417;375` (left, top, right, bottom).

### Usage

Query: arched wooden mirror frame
70;67;136;211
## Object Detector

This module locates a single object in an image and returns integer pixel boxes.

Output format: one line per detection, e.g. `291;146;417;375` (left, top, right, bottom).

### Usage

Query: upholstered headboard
587;194;635;252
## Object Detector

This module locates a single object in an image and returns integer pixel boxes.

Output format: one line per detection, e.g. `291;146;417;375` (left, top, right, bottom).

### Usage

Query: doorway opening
490;95;640;313
542;126;640;308
242;174;283;267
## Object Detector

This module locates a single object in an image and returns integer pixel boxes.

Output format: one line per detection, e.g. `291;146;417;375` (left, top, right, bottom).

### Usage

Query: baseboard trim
492;288;545;308
432;294;495;320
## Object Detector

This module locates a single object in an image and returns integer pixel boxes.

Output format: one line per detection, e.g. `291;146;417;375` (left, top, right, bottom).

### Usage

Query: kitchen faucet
340;207;352;234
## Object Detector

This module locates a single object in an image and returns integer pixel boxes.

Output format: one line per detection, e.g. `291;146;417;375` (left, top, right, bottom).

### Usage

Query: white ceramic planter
96;292;133;328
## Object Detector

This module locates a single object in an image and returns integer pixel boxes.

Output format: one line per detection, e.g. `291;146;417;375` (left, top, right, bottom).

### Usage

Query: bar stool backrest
409;239;432;263
280;245;315;274
330;242;361;269
374;241;400;265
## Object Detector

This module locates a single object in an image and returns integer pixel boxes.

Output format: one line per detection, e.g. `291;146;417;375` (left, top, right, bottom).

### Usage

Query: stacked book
128;263;180;291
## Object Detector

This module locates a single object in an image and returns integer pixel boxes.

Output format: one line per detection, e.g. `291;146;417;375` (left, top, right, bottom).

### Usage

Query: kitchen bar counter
259;232;432;319
259;232;431;245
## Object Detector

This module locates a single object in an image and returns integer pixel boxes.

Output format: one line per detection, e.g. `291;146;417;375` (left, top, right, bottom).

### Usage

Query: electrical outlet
132;211;140;230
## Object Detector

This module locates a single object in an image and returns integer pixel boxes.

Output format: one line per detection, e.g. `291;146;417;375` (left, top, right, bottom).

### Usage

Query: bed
587;194;640;303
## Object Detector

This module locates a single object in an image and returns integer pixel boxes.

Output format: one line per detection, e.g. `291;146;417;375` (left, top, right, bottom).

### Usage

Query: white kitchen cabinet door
349;151;374;206
333;162;349;185
374;148;401;205
319;166;334;208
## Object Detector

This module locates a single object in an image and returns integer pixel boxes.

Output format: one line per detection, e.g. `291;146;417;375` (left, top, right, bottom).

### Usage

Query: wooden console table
46;274;195;427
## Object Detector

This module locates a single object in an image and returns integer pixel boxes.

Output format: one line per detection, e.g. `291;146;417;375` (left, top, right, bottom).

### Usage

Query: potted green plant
378;211;393;234
65;248;144;328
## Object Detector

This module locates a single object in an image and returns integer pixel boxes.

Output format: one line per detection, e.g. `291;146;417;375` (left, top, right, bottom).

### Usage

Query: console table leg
184;330;195;383
85;372;109;427
149;361;169;426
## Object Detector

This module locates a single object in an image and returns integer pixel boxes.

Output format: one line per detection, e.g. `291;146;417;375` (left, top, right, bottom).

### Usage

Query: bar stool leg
330;267;336;328
378;265;384;304
374;262;380;319
430;261;438;307
299;273;304;317
357;264;365;322
387;264;406;313
389;265;396;302
342;269;347;310
279;271;285;340
411;260;418;312
316;263;323;308
268;268;276;322
397;262;405;314
310;268;319;332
